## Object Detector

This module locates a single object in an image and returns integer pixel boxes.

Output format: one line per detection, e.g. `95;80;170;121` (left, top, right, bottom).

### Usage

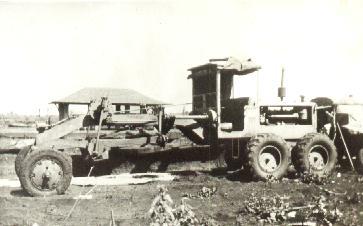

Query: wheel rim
30;158;64;191
308;145;329;170
259;145;282;173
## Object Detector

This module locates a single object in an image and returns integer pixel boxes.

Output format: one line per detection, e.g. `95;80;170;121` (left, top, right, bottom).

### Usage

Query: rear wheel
244;133;290;180
19;150;72;197
292;133;337;177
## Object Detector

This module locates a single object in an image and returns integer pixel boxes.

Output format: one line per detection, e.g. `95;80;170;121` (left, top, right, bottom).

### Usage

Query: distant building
52;87;165;120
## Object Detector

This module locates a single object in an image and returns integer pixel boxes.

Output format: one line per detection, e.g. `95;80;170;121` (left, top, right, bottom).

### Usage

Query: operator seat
221;97;250;131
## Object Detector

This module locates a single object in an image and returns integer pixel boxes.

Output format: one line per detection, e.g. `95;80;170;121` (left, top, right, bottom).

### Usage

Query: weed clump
148;185;218;226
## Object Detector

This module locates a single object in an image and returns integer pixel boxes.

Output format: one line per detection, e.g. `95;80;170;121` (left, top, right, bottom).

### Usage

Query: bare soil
1;151;363;226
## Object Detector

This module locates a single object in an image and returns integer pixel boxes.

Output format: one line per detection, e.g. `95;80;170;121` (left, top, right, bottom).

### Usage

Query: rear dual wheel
292;133;337;177
19;150;72;197
244;133;290;180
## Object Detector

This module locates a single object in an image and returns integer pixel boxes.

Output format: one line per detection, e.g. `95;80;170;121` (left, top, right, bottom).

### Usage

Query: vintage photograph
0;0;363;225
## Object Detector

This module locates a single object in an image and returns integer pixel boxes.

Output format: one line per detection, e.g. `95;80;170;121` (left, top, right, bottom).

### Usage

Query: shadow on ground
10;189;30;197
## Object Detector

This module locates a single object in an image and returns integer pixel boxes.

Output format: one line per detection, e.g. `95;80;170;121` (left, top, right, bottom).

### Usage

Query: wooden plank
35;139;88;151
109;113;157;125
0;128;38;138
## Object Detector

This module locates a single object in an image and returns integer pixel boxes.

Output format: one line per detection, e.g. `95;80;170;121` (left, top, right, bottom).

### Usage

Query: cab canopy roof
311;96;363;106
52;87;165;106
188;57;261;79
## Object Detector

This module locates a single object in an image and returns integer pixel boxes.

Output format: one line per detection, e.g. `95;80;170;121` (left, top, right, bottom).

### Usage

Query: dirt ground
1;151;363;226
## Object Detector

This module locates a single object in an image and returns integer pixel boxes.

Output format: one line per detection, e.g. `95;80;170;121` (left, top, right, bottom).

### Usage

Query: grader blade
35;115;85;145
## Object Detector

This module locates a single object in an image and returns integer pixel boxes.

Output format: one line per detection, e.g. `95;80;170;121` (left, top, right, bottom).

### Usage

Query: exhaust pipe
278;67;286;101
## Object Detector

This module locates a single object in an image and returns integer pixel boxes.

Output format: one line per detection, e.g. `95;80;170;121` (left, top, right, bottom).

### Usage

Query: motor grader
16;57;343;197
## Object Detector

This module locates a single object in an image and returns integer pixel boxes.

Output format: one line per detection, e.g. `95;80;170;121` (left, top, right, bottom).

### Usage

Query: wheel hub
259;146;281;173
308;145;328;170
30;159;63;190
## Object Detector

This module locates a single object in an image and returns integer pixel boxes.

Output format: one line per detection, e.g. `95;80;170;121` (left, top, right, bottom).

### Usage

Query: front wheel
244;133;290;181
18;150;72;197
15;146;32;177
292;133;337;177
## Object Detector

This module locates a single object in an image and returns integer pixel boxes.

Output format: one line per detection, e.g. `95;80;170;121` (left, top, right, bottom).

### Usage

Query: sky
0;0;362;115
